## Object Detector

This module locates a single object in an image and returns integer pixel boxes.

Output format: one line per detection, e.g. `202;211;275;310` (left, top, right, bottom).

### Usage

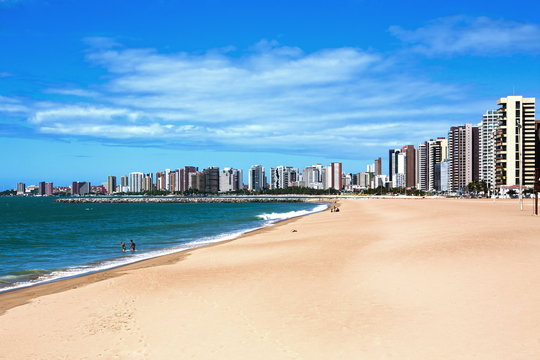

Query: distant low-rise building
72;181;91;196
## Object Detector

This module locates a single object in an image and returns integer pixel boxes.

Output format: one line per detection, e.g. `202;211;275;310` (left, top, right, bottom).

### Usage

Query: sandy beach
2;198;540;359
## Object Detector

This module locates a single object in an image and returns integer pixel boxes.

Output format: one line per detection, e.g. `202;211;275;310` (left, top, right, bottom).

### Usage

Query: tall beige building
495;96;536;187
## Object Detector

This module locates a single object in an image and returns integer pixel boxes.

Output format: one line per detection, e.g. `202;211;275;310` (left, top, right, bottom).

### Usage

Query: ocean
0;197;326;292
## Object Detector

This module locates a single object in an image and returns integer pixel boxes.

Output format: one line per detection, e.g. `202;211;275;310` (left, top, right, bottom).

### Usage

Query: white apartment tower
219;168;243;193
129;172;144;193
301;164;324;189
495;96;536;187
164;169;171;191
270;166;299;189
416;143;428;190
479;110;501;188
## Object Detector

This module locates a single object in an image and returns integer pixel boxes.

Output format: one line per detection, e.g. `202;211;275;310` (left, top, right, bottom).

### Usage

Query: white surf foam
256;204;328;222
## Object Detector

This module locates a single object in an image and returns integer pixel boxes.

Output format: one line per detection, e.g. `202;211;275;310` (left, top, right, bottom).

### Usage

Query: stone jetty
55;196;330;204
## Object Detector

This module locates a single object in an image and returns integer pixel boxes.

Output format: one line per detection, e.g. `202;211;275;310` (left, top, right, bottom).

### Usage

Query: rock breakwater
55;197;327;204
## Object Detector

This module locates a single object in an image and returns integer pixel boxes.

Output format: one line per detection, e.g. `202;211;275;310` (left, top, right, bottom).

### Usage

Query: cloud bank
390;16;540;56
7;38;483;159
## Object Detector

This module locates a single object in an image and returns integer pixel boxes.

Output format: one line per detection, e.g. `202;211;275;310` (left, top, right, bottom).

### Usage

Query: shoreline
0;201;332;314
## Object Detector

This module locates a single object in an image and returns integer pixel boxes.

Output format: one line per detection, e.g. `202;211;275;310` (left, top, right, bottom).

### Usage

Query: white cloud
45;88;100;98
39;123;173;139
23;39;489;158
0;96;29;113
30;106;142;124
390;16;540;56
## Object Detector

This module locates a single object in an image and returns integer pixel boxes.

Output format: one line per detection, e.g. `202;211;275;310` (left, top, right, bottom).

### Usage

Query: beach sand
2;198;540;359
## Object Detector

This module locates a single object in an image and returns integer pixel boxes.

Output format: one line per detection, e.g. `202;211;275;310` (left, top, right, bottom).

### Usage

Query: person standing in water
130;240;136;252
120;242;126;252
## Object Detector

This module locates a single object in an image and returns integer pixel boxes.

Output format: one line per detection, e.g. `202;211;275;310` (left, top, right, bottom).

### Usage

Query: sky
1;0;540;189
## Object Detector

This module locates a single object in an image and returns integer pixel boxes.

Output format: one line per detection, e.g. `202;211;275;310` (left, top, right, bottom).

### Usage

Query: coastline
3;198;540;359
0;201;331;314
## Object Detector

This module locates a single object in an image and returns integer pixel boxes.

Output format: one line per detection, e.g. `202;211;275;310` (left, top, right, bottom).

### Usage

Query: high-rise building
366;164;375;173
155;171;165;191
373;174;389;188
395;152;406;188
301;164;324;189
435;160;449;192
16;182;26;195
143;173;154;192
495;96;536;187
270;166;299;189
129;172;144;193
330;162;343;190
71;181;79;195
191;167;220;193
344;173;353;188
38;182;46;196
178;166;198;192
219;168;243;193
38;182;53;196
389;149;405;187
388;149;398;182
78;182;90;195
448;124;479;192
169;170;177;192
401;145;416;188
479;110;501;188
355;172;371;187
120;176;129;193
107;176;117;194
416;143;428;190
323;166;331;189
248;165;265;191
427;137;448;191
45;182;53;196
374;157;382;176
164;169;171;191
72;181;91;195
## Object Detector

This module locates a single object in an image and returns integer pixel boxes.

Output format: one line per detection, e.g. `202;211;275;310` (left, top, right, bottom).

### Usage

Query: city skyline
1;0;540;190
4;94;537;194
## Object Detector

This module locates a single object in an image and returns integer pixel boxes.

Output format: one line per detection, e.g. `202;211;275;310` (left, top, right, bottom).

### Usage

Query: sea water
0;197;326;292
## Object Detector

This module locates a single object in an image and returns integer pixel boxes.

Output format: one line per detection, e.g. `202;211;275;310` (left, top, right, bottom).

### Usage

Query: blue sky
1;0;540;189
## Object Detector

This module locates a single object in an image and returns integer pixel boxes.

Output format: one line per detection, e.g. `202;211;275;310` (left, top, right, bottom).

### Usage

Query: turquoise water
0;197;326;292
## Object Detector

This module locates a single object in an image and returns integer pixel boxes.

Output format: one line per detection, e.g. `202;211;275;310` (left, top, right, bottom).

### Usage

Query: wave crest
256;204;328;222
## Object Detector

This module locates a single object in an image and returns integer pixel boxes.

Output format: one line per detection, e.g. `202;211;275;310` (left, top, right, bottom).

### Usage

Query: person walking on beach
130;240;136;252
120;242;126;252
